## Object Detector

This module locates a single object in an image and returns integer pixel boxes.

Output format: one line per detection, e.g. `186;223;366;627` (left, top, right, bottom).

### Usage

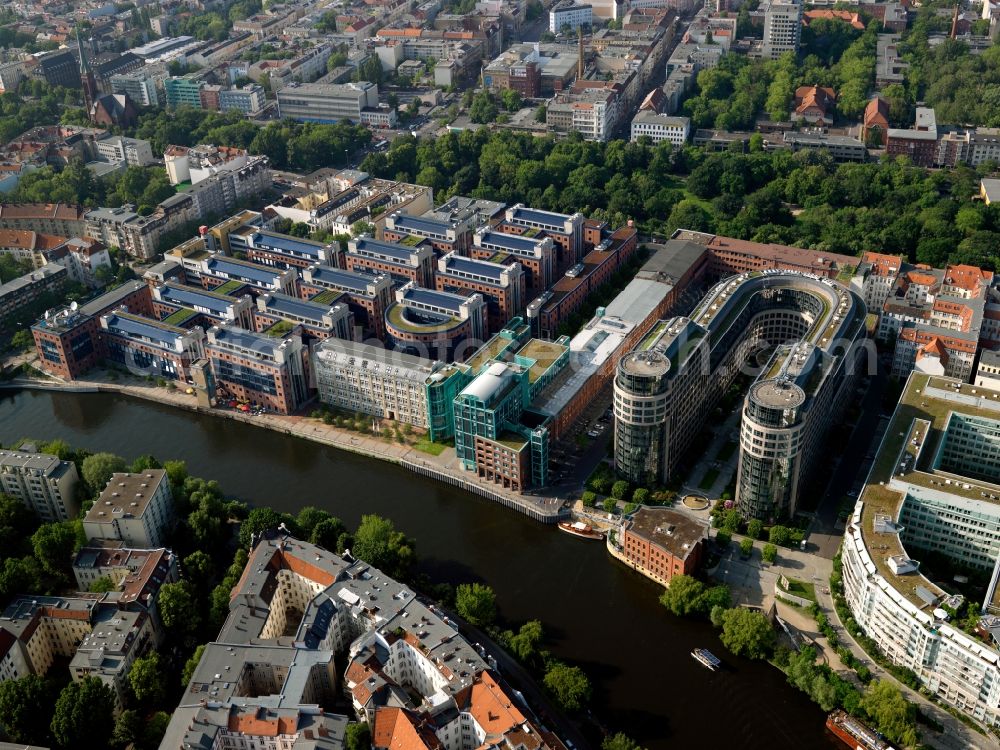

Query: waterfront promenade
0;364;568;523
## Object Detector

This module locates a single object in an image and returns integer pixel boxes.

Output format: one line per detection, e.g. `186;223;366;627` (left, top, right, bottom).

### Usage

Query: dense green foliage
355;129;1000;267
0;674;58;746
659;574;731;618
50;676;115;750
543;662;592;712
455;582;498;627
718;607;776;659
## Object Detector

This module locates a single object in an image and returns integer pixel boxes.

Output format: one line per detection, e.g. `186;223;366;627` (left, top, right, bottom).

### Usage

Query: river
0;388;838;749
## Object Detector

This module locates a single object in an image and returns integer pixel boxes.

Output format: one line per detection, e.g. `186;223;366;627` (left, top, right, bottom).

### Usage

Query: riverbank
0;371;568;523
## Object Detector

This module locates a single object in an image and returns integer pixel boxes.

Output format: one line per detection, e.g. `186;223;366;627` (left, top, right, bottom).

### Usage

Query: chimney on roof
577;26;584;80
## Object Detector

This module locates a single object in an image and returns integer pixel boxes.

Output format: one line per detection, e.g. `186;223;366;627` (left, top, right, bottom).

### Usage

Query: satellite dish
70;301;78;311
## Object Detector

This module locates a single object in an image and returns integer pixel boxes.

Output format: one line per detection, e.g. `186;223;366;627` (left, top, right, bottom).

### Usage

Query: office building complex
300;264;393;339
499;204;585;276
99;310;207;382
110;70;159;107
276;82;378;124
345;235;435;287
0;263;67;330
385;283;487;362
205;325;309;414
434;252;525;333
0;447;80;522
842;374;1000;728
471;228;556;297
253;292;354;342
313;339;468;439
382;210;475;256
614;271;867;519
83;469;175;548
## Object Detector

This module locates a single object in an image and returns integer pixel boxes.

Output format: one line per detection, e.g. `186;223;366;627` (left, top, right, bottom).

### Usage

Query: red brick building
32;281;153;380
619;507;708;586
863;96;890;147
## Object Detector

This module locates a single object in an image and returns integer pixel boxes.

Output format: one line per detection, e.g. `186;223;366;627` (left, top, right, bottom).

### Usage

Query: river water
0;388;838;749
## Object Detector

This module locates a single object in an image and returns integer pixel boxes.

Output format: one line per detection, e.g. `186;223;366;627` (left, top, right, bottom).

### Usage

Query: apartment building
299;264;393;340
72;543;178;642
0;264;67;331
95;136;155;167
83;469;175;548
841;374;1000;728
0;448;80;522
0;203;87;236
550;2;593;32
887;107;939;168
878;264;991;382
616;507;707;586
0;596;154;711
276;82;379;124
218;84;266;114
110;70;159;107
614;271;866;519
158;534;566;750
345;235;435;287
761;0;802;59
0;229;67;267
313;338;468;437
205;325;309;414
546;84;623;143
434;252;525;334
630;111;690;145
384;283;487;362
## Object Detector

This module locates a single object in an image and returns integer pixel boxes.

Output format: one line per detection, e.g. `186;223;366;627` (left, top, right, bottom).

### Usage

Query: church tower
77;28;97;120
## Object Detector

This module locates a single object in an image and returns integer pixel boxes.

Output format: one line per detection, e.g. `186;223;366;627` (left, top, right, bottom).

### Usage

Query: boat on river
557;521;604;540
691;648;721;671
826;710;895;750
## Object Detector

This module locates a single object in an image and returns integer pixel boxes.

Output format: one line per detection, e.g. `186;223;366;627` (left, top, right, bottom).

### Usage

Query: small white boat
557;521;605;540
692;648;721;671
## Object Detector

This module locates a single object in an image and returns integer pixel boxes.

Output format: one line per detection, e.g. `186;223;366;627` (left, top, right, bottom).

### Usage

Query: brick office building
619;507;707;586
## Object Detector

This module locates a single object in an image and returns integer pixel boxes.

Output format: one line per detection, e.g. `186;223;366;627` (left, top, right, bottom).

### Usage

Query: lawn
413;439;446;456
698;468;720;490
781;578;817;602
716;440;738;462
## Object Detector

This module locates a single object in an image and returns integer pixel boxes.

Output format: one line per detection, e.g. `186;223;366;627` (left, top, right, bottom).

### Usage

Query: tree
768;525;791;546
747;518;763;539
10;328;33;351
129;652;166;706
158;580;201;640
718;607;776;659
182;643;207;686
659;574;706;617
183;550;215;587
611;480;630;500
345;722;371;750
500;88;522;112
535;104;547;123
311;516;347;550
0;674;56;745
509;619;544;665
721;508;742;532
296;506;330;539
81;452;127;493
762;543;777;564
0;492;39;558
239;506;286;548
632;488;650;505
111;709;141;749
31;521;79;579
90;575;117;593
581;491;596;507
602;733;644;750
602;498;617;515
351;514;415;578
469;91;499;124
740;537;754;556
543;662;591;712
50;676;115;750
455;582;497;626
141;711;171;750
860;680;918;747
